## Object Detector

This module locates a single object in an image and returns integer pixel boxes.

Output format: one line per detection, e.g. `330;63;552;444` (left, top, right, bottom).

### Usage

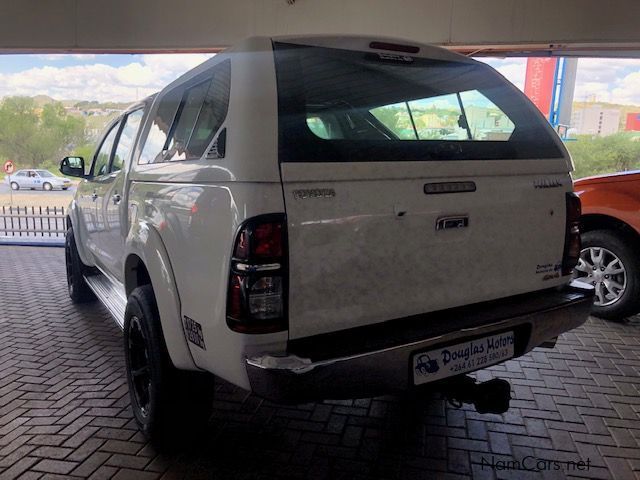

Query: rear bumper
246;281;594;403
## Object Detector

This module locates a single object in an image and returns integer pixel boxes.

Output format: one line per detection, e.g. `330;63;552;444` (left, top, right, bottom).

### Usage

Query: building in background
625;112;640;131
571;106;621;136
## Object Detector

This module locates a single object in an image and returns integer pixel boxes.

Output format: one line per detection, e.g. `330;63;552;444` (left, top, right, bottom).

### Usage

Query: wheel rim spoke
574;258;592;273
595;282;605;305
590;248;603;267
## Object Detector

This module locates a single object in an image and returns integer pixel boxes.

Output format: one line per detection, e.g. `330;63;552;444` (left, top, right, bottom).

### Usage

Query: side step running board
84;274;127;329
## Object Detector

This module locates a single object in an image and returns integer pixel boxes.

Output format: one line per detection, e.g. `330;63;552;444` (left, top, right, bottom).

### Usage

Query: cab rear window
273;42;562;162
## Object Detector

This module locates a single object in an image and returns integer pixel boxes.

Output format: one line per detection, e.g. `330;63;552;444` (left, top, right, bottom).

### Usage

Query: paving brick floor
1;246;639;480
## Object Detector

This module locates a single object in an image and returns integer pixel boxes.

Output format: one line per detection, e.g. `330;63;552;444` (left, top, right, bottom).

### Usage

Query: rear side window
273;42;562;162
138;60;231;164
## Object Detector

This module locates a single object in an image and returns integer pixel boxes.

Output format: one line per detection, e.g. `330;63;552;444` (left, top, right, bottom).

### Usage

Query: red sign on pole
524;58;558;119
3;160;14;175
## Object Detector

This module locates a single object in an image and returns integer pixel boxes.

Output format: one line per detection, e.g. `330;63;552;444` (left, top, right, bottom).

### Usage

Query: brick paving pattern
0;246;639;480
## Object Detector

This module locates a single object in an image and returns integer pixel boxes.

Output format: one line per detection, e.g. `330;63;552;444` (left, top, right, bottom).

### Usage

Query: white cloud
611;71;640;105
0;53;214;103
477;58;527;91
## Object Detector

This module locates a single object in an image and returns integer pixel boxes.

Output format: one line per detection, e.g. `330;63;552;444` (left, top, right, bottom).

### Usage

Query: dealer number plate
413;331;515;385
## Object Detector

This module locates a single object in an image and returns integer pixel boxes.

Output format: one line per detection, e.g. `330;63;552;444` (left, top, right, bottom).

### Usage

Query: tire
575;229;640;320
62;187;69;191
124;285;214;449
43;182;52;191
65;228;96;303
10;182;19;191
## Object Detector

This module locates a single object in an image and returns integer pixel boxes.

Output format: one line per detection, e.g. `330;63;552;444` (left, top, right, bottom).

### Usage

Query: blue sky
0;53;214;102
1;53;639;106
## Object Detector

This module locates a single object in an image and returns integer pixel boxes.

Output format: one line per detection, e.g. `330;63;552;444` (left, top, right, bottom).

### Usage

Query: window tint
112;110;144;172
274;43;562;162
138;90;181;165
139;59;231;164
185;60;231;159
165;81;209;161
92;123;119;177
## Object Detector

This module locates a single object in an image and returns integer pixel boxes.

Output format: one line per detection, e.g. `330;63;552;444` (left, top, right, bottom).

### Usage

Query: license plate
412;331;515;385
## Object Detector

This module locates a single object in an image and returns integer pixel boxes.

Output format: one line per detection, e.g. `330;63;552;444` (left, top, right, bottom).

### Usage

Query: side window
138;59;231;164
138;89;182;165
15;171;26;177
306;116;330;139
459;90;515;140
165;81;210;161
92;122;120;177
184;60;231;159
306;114;343;140
111;110;144;173
369;102;420;140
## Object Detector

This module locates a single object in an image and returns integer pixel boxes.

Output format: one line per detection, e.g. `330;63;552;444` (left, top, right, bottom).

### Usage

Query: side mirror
60;156;85;178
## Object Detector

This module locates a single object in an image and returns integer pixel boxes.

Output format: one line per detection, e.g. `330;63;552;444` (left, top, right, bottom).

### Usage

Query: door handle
112;193;121;204
91;193;98;201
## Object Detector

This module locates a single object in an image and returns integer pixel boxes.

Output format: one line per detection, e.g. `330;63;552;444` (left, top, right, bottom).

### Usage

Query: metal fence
0;206;66;242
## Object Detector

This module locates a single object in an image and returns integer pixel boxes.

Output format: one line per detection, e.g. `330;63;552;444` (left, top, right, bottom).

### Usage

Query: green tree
566;133;640;179
0;96;86;169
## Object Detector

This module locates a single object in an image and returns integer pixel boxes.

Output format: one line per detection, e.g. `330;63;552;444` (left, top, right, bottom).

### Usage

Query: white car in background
6;169;72;191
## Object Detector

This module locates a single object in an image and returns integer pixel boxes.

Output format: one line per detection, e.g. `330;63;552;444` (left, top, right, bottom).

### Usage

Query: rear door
95;109;144;280
274;41;572;339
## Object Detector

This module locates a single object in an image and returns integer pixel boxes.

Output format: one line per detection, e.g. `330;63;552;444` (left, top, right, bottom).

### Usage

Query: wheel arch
124;222;198;371
65;201;94;267
580;214;640;249
124;254;152;297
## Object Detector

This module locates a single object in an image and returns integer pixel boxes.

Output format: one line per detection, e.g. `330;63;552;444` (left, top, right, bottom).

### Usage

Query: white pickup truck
61;35;593;443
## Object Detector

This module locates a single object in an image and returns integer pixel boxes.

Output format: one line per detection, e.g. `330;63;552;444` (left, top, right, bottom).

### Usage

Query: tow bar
439;375;512;414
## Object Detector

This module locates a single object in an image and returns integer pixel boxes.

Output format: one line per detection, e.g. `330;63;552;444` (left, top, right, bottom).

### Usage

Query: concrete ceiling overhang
1;0;639;57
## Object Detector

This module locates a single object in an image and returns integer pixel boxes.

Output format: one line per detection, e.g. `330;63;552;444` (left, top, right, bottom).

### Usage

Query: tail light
226;214;287;333
562;193;582;276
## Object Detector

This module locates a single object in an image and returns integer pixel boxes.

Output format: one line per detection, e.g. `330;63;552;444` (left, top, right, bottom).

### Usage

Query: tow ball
439;375;512;414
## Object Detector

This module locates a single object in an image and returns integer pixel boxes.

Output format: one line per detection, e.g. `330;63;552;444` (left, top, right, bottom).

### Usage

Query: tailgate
282;162;571;339
272;39;571;339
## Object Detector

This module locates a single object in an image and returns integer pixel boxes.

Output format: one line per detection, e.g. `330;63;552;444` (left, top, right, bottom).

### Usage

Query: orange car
574;171;640;320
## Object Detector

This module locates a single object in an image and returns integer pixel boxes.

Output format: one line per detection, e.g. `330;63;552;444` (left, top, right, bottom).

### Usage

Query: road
0;182;76;208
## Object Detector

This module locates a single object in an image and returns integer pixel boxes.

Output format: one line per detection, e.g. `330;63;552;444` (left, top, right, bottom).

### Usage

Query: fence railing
0;206;67;241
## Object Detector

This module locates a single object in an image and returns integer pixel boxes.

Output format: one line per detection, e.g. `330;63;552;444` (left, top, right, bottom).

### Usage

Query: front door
84;121;120;260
